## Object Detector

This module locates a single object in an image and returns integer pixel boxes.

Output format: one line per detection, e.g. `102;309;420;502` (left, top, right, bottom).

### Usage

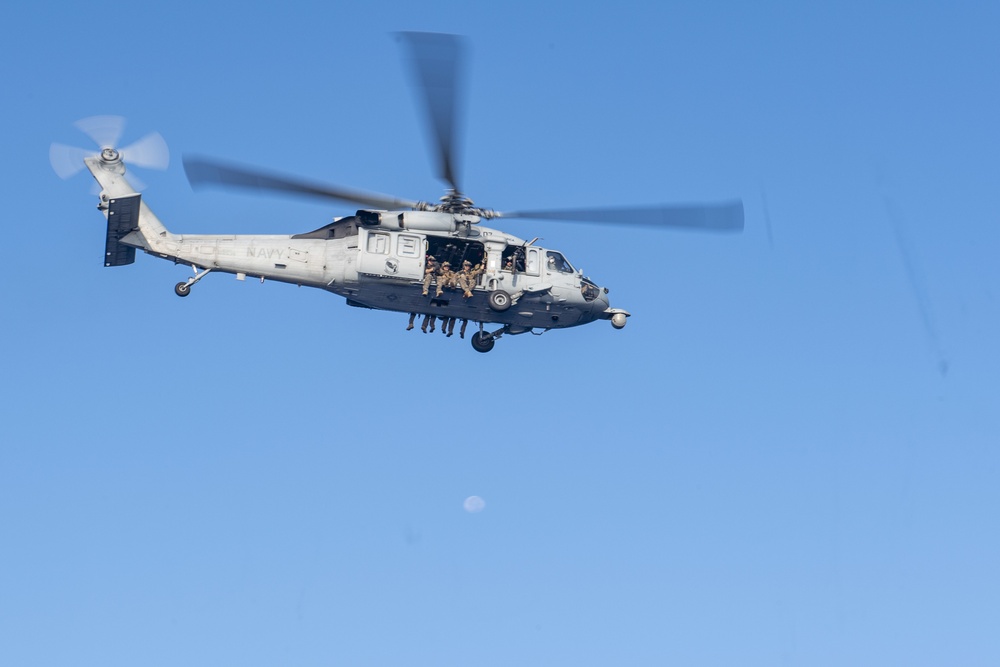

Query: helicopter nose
593;287;629;329
591;289;610;317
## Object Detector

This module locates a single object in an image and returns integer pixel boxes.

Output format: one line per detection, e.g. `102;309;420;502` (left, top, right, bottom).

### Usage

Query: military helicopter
52;32;743;353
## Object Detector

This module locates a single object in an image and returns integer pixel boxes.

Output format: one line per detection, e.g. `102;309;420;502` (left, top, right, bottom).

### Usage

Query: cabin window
397;234;421;258
501;247;526;272
525;248;540;275
545;251;574;274
501;246;542;275
366;232;390;255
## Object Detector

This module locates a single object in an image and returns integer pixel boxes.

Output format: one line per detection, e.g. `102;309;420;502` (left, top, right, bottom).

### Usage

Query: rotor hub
100;147;120;162
437;190;476;214
433;190;494;219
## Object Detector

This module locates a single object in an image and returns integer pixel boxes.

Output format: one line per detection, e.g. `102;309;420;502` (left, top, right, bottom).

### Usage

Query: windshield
545;251;574;274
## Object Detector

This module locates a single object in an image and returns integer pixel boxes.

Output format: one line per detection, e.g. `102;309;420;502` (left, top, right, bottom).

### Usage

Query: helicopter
51;32;743;353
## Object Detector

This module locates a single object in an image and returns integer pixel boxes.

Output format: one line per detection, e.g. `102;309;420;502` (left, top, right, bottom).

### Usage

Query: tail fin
84;153;177;263
104;194;141;266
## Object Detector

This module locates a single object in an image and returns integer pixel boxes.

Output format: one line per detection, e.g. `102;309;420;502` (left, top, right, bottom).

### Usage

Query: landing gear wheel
471;331;495;353
488;290;511;312
174;282;191;297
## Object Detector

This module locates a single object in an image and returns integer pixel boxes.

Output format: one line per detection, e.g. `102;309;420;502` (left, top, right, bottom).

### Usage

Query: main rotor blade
496;200;745;232
398;31;466;193
183;156;422;211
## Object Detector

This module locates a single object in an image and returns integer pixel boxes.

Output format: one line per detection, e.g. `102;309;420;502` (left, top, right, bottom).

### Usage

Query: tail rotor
50;115;170;187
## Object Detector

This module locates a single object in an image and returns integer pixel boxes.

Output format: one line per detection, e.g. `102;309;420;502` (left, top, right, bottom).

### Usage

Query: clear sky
2;1;999;665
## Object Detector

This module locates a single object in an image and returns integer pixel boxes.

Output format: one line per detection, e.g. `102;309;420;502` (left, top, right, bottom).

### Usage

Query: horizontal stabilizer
105;194;140;267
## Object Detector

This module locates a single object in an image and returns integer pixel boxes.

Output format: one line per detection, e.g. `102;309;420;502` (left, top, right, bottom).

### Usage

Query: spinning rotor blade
49;143;95;179
120;132;170;170
496;200;745;232
51;115;126;180
398;31;467;193
74;115;126;149
184;156;422;211
52;116;169;183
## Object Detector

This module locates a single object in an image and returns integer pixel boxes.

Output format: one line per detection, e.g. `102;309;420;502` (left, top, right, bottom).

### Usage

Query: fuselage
85;151;620;334
163;222;612;331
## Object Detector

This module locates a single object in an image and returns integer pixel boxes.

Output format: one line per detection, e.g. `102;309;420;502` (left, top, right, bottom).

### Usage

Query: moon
463;496;485;513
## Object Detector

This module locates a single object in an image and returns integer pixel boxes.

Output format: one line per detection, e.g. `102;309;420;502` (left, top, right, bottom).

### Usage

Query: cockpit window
581;276;601;302
546;251;574;274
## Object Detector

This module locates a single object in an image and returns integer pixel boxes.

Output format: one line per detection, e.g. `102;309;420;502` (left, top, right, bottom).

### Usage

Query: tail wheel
174;282;191;297
471;331;495;353
488;290;511;312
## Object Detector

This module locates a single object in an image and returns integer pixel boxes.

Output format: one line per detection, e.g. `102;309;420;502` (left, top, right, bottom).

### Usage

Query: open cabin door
358;229;424;280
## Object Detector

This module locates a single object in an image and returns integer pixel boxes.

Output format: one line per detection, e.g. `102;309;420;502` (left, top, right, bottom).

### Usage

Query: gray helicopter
52;33;743;353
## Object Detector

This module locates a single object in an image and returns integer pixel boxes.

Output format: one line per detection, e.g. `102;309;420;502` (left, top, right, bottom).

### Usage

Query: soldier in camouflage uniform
434;261;455;297
457;259;484;298
421;255;440;296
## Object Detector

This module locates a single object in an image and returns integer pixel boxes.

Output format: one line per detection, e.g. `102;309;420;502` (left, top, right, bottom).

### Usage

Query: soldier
421;314;436;333
456;260;482;298
459;318;469;339
435;261;455;297
406;312;417;331
421;255;439;296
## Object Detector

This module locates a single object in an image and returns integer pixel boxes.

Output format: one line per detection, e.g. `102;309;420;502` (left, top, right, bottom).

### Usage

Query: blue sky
2;1;999;665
